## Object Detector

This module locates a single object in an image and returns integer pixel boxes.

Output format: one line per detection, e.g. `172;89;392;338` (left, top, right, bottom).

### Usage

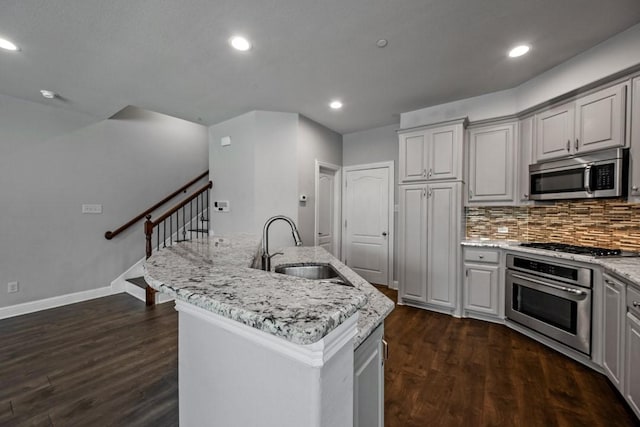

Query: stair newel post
144;215;154;259
144;215;157;306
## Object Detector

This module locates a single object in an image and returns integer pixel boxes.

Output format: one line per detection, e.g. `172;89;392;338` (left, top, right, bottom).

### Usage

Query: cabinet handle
479;255;484;259
382;232;387;237
422;188;426;198
633;186;639;192
422;169;427;178
575;138;579;151
604;279;613;285
469;189;473;199
382;338;389;362
428;189;432;198
428;168;433;177
566;140;570;151
634;301;640;308
523;193;529;199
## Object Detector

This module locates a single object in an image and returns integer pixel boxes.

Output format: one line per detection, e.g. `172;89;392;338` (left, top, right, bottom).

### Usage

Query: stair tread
126;276;149;289
189;229;209;232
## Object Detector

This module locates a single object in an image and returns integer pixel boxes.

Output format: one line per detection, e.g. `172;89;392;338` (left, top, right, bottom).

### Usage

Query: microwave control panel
593;164;615;190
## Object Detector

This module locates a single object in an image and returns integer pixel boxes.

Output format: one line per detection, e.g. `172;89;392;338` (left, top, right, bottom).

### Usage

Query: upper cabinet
399;121;464;183
535;83;627;162
630;77;640;198
467;122;516;204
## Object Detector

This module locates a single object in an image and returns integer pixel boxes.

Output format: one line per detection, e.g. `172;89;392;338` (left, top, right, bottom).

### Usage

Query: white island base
176;300;359;427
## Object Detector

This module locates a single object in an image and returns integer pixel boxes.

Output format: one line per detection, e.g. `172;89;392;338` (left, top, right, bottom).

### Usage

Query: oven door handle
511;273;588;296
584;164;593;194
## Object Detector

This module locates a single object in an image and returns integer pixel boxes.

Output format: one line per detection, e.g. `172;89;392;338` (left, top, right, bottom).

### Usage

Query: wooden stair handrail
145;180;212;258
105;170;208;240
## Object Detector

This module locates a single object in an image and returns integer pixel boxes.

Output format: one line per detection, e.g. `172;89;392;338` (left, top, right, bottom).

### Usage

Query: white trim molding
0;286;116;320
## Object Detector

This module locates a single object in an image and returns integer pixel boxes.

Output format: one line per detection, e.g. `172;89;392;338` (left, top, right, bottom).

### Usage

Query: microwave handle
584;164;593;193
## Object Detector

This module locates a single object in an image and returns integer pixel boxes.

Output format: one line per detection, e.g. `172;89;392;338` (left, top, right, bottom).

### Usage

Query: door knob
382;232;388;236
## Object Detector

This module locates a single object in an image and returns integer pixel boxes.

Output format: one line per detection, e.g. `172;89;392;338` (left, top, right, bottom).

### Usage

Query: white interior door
343;163;392;285
317;168;335;254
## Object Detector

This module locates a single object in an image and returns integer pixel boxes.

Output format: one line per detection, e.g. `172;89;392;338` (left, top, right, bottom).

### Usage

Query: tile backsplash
466;199;640;251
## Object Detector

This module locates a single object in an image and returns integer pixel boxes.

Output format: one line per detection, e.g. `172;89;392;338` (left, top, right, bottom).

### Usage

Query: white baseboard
125;281;174;304
0;286;114;320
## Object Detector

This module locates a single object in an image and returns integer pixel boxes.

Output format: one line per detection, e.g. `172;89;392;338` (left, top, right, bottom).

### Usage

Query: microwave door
530;166;589;200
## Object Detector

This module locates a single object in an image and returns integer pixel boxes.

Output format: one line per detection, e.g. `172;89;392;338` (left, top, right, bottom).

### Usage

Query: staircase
106;172;212;306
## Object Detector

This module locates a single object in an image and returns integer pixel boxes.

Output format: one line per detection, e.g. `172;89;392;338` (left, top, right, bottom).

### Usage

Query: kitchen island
144;234;394;427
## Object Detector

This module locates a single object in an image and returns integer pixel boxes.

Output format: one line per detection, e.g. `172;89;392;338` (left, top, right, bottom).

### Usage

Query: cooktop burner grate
519;242;622;257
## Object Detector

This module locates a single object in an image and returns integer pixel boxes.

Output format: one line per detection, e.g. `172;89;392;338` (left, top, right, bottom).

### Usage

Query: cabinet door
467;123;515;203
575;83;626;154
426;182;459;308
354;325;384;427
630;77;640;197
603;275;625;391
625;313;640;419
518;116;535;203
398;185;427;303
399;130;427;182
464;263;499;315
536;103;575;161
427;124;460;181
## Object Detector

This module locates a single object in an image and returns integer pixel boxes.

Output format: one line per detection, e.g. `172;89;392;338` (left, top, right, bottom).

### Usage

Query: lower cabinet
354;324;385;427
463;248;501;318
603;274;625;391
398;182;461;312
625;284;640;419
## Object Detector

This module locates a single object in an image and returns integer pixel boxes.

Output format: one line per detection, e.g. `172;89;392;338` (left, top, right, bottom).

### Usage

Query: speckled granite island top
144;234;394;347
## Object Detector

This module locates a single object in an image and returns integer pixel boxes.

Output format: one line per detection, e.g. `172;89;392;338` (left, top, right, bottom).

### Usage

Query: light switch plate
8;281;19;293
82;204;102;214
221;136;231;146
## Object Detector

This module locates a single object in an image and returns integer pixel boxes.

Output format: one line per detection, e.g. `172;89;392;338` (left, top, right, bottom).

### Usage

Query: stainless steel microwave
529;148;628;201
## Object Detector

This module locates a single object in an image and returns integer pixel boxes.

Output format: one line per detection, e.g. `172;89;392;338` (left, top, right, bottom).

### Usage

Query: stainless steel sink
274;263;353;286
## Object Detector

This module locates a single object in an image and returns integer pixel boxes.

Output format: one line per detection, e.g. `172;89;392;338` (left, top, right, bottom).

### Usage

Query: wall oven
529;148;628;201
505;254;593;355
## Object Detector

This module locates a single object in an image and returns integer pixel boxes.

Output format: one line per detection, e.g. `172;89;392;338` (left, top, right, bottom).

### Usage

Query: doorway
314;161;341;257
342;162;394;286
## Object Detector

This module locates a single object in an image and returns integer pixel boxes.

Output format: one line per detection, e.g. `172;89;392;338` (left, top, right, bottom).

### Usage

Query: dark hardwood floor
1;288;637;426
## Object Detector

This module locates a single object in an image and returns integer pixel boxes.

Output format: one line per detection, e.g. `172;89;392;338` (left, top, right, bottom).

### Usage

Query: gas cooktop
518;242;639;257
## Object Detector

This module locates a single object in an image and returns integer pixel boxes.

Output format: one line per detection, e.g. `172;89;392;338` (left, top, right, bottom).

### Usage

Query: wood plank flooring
1;288;638;426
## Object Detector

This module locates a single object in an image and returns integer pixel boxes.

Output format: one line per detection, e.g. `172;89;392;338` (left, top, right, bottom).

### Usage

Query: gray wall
0;99;208;308
209;111;299;250
343;123;399;282
401;22;640;128
297;115;343;246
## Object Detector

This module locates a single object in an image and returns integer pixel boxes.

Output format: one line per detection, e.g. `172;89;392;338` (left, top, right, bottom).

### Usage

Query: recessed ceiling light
329;100;343;110
0;37;19;51
40;90;56;99
508;44;530;58
230;36;252;51
376;39;388;48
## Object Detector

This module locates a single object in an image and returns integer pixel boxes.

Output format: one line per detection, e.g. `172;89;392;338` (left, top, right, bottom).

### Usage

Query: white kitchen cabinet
399;182;461;313
354;324;385;427
536;102;575;161
625;311;640;419
399;121;464;183
602;274;626;391
518;116;535;203
466;122;516;204
463;248;501;318
535;83;627;162
630;76;640;198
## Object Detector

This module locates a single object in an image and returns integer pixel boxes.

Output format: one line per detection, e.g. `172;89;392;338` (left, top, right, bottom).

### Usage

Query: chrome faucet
261;215;303;271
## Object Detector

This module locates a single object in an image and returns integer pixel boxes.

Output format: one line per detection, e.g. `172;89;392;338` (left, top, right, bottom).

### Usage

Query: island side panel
177;302;356;427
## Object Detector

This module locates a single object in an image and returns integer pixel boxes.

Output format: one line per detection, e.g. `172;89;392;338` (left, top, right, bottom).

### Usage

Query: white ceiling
1;0;640;134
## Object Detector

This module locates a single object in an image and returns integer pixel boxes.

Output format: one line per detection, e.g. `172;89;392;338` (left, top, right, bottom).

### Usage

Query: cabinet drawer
628;284;640;318
464;248;499;263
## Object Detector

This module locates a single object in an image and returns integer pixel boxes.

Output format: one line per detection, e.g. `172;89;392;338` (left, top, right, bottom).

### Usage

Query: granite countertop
144;234;394;348
461;239;640;288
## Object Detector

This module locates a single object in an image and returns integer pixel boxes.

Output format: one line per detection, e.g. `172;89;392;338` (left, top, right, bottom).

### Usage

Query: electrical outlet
8;281;19;293
497;227;509;234
82;204;102;214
